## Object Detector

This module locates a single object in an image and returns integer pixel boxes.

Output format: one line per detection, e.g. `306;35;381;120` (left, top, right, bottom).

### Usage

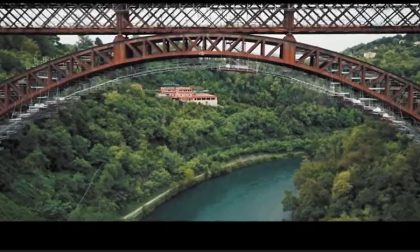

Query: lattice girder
0;3;419;34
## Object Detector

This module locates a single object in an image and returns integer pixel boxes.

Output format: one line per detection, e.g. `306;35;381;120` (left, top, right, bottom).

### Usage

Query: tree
331;170;353;200
76;35;94;50
20;37;41;55
0;50;25;73
0;193;42;221
30;35;61;57
94;37;104;46
42;126;74;171
22;148;50;171
88;144;111;168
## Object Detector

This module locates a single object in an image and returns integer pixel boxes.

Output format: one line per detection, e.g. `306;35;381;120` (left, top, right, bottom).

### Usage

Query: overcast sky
58;33;398;53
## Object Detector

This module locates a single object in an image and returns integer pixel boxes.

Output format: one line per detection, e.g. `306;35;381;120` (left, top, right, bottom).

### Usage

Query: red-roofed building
158;86;218;106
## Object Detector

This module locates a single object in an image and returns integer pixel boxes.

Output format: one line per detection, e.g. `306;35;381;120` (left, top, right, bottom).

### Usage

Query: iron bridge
0;3;419;34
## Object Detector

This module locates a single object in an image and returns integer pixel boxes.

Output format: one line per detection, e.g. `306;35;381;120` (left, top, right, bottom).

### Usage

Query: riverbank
121;151;304;221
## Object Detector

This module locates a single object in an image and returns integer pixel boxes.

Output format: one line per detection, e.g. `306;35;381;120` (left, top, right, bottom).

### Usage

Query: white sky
58;34;398;53
292;34;398;52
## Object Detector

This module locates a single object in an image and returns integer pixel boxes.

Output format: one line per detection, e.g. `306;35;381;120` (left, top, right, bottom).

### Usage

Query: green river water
143;158;301;221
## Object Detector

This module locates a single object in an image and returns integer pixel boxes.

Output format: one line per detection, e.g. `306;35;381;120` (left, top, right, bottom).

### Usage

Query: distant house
363;52;377;59
414;41;420;46
158;85;218;106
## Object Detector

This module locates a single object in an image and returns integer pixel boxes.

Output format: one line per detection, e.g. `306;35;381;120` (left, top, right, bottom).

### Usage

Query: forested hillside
282;34;420;221
283;122;420;221
0;66;364;220
342;34;420;83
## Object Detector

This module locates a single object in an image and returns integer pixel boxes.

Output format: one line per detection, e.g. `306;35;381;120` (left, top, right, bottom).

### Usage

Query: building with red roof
157;85;218;106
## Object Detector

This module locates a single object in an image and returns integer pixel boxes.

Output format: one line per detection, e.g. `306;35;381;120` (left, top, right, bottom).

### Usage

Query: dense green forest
283;122;420;221
0;62;365;220
282;33;420;221
342;34;420;83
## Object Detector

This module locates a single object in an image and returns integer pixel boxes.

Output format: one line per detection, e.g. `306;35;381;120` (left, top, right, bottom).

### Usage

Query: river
142;158;301;221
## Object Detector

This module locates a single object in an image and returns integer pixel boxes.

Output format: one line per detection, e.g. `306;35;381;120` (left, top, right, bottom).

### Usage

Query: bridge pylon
282;33;296;64
113;34;127;64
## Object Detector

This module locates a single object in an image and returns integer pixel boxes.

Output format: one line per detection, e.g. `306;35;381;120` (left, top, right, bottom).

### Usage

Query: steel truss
0;3;419;34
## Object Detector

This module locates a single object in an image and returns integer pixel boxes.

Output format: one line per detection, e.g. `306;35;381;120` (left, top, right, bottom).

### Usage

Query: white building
176;93;218;106
363;52;376;59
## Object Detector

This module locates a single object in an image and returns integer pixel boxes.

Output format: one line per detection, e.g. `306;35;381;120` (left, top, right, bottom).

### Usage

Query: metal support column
282;33;296;64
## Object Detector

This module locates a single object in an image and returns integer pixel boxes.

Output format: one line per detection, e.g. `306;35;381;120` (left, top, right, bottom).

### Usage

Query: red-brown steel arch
1;33;420;121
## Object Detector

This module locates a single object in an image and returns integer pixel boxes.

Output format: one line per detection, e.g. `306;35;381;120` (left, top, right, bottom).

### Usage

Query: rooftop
192;93;216;98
